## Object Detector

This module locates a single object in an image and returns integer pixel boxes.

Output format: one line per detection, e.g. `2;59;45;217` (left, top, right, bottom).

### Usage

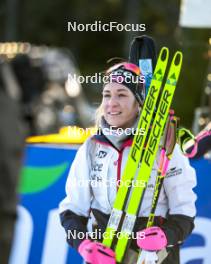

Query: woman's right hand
78;239;116;264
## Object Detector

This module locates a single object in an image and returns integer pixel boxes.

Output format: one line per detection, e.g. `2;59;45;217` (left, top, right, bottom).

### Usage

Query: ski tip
159;47;169;63
172;51;183;67
167;51;183;80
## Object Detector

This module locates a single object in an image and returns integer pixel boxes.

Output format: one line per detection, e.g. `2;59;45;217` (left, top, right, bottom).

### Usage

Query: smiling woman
95;62;144;129
102;83;139;129
59;61;197;264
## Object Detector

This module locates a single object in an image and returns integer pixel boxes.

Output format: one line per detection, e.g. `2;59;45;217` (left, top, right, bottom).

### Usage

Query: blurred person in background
195;122;211;158
0;44;89;263
0;60;26;263
180;122;211;159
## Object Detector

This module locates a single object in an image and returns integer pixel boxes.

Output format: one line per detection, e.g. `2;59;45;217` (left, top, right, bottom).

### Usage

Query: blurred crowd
0;43;96;136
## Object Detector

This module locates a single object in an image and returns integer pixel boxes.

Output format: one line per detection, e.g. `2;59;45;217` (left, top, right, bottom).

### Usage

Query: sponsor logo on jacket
96;151;107;159
166;167;182;178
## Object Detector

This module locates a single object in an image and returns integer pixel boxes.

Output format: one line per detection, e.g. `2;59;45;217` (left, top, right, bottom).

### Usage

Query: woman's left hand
137;226;167;251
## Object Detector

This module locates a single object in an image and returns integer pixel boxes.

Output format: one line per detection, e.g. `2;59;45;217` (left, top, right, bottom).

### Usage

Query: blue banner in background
9;144;211;264
10;144;83;264
181;157;211;264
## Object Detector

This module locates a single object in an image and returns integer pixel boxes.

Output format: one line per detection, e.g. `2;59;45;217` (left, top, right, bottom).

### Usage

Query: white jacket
59;135;197;219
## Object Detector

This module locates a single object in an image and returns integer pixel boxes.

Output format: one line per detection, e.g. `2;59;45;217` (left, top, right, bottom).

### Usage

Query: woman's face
102;83;139;129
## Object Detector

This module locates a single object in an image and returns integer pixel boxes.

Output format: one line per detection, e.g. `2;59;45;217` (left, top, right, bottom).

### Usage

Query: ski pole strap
177;127;211;158
177;128;196;157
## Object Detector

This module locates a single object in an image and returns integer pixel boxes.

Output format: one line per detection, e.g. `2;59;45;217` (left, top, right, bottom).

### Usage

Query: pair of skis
102;47;183;263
